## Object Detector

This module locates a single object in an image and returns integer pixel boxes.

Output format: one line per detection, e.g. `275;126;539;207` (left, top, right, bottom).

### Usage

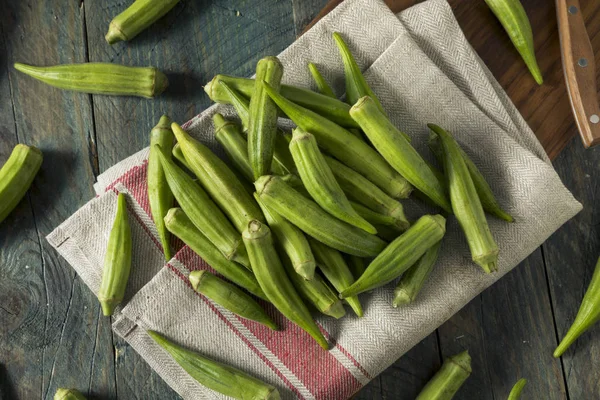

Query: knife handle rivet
568;5;579;14
578;58;588;67
590;114;599;124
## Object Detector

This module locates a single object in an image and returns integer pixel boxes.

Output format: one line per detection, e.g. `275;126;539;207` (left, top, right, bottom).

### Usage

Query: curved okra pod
415;350;471;400
189;270;277;330
105;0;180;44
54;388;87;400
508;378;527;400
0;144;43;224
242;220;329;350
554;256;600;357
14;63;168;98
155;146;250;268
204;74;358;128
262;81;412;200
98;193;132;316
171;121;264;233
307;63;336;98
148;115;174;261
340;215;446;298
308;238;363;317
428;124;499;273
248;57;284;179
148;330;280;399
428;133;513;222
290;128;376;234
393;241;442;307
350;96;451;212
255;175;387;257
164;208;267;300
484;0;543;85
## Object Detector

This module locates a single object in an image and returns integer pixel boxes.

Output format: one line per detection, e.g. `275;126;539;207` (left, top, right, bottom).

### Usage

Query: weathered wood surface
0;0;598;399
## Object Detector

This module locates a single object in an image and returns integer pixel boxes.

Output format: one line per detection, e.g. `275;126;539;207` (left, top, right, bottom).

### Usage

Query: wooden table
0;1;598;399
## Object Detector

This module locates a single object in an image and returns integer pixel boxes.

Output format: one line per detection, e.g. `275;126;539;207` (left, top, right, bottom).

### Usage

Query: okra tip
170;121;189;143
155;115;172;130
188;270;206;291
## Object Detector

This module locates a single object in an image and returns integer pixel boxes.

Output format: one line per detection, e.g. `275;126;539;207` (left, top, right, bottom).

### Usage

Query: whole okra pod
54;388;87;400
256;175;387;257
248;57;284;179
340;215;446;298
14;63;168;98
290;127;376;234
189;270;277;330
242;220;329;350
148;115;174;261
98;193;132;316
428;124;499;273
307;63;336;98
350;96;451;212
393;241;442;307
148;330;280;399
0;144;43;224
508;378;527;400
105;0;180;44
164;208;267;301
415;350;471;400
155;146;250;268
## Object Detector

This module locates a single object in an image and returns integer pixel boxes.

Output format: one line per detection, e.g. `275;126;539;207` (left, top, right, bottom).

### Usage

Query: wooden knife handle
556;0;600;148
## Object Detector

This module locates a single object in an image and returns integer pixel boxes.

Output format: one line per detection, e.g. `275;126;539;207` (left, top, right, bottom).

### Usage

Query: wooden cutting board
306;0;600;160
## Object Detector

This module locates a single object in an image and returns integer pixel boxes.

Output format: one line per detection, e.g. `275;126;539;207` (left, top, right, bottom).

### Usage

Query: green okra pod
428;133;513;222
290;127;376;234
393;241;442;307
508;378;527;400
14;63;168;98
255;175;387;257
248;57;284;179
0;144;43;224
148;115;174;261
189;270;277;329
213;114;255;182
346;255;366;280
98;193;132;316
164;208;267;301
415;350;471;400
262;81;412;200
172;121;264;233
172;142;193;173
428;124;499;273
484;0;543;85
308;238;363;318
554;256;600;357
340;214;446;298
242;220;329;350
307;63;336;98
105;0;180;44
350;96;451;212
148;330;280;399
204;74;359;128
350;201;407;232
54;388;87;400
155;146;250;268
254;193;316;280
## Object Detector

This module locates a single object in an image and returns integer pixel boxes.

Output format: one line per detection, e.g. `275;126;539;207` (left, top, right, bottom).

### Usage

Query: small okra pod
307;63;336;98
148;115;174;261
308;238;363;318
54;388;87;400
189;270;277;330
554;256;600;357
248;57;284;179
171;142;193;173
350;201;408;232
428;124;499;273
164;208;267;301
340;214;446;298
254;193;316;280
262;81;412;200
242;220;329;350
155;146;250;268
98;193;132;316
255;175;387;257
105;0;180;44
290;127;376;234
508;378;527;400
415;350;471;400
346;255;366;280
428;132;514;222
350;96;451;212
0;144;43;224
204;74;359;128
14;63;168;98
171;121;264;233
148;330;281;399
393;241;442;307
